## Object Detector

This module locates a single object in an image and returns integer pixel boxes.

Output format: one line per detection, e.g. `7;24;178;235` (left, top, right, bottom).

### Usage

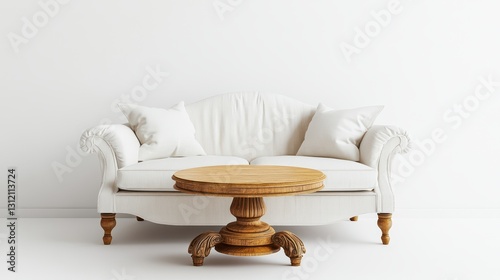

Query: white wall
2;0;500;217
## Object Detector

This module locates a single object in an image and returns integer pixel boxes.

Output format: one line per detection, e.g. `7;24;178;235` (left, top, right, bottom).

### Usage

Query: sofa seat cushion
117;156;249;191
250;156;377;191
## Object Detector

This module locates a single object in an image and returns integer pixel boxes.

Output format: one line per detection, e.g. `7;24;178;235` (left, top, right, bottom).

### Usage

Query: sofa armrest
80;124;140;213
360;125;411;168
359;125;411;213
80;124;140;169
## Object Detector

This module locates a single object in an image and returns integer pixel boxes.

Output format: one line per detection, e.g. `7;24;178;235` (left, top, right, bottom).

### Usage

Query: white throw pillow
118;102;206;161
296;103;383;161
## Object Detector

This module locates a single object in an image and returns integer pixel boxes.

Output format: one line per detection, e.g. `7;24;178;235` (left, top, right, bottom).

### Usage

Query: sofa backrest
185;92;316;161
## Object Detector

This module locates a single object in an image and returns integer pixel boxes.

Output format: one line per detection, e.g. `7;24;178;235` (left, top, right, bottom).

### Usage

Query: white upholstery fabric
359;125;412;168
117;156;248;191
80;124;140;169
118;102;206;161
297;103;383;161
250;156;377;191
185;92;315;161
80;92;412;225
359;125;411;213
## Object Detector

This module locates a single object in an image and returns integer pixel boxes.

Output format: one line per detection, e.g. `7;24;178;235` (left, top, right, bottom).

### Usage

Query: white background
1;0;500;217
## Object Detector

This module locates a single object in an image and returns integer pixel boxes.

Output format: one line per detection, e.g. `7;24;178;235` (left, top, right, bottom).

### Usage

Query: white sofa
80;92;410;245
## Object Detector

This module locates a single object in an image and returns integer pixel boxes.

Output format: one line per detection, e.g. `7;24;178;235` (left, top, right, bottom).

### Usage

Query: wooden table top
172;165;325;197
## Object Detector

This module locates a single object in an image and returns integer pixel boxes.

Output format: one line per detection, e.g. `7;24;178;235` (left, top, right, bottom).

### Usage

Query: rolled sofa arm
80;124;140;213
359;125;411;168
359;125;411;213
80;124;140;169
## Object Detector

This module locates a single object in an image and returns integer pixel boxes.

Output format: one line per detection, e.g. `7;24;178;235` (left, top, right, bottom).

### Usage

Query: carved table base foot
186;197;308;266
188;232;223;266
272;231;306;266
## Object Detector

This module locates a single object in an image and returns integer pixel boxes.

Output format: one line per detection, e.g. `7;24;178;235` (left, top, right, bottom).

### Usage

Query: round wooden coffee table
172;165;325;266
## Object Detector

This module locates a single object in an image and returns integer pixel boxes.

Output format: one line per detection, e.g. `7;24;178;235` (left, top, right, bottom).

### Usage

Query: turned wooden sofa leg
100;213;116;245
377;213;392;245
350;216;358;221
136;216;144;221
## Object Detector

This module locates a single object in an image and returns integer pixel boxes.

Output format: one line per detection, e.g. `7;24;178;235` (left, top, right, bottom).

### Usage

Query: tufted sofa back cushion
185;92;315;162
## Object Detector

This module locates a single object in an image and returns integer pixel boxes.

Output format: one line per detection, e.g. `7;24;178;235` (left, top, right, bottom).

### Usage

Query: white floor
1;216;499;280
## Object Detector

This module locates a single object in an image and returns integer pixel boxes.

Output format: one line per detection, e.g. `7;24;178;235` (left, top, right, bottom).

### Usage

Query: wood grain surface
172;165;325;197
